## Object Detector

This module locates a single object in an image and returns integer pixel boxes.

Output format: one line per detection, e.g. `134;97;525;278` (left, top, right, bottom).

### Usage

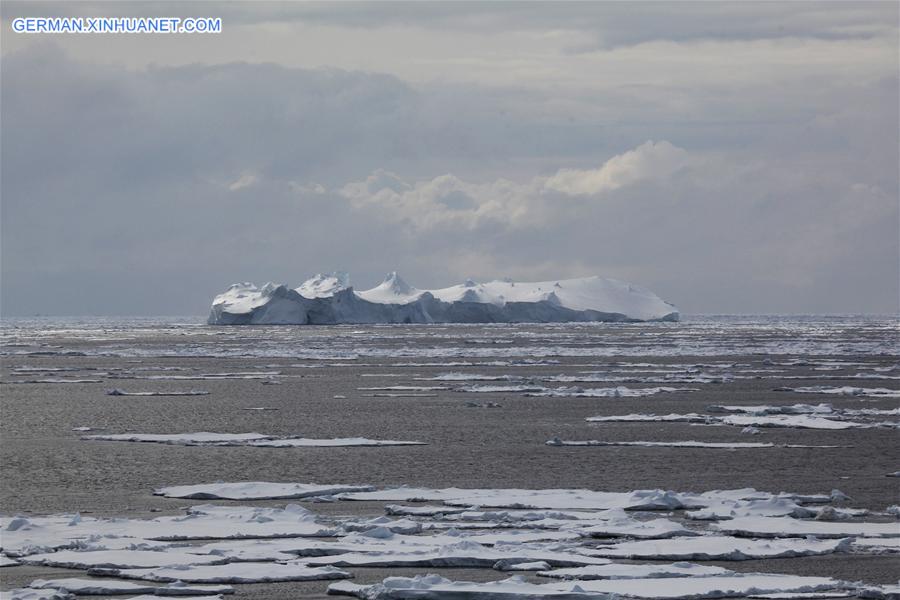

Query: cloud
228;173;258;191
1;24;896;315
543;140;691;195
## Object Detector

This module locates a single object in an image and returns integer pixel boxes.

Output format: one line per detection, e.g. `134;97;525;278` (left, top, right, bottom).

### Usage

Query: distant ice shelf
207;272;679;325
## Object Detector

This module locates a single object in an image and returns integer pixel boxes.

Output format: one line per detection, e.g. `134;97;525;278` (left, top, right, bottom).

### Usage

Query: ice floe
545;439;843;449
714;516;899;538
83;433;273;445
587;535;850;560
328;572;849;599
537;562;732;580
1;504;339;555
28;578;233;596
84;433;424;448
777;386;900;398
526;386;694;398
584;412;879;430
155;482;373;500
95;561;350;583
106;389;210;396
0;590;74;600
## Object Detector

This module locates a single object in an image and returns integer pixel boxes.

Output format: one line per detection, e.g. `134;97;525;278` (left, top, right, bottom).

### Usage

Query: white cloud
228;173;258;191
543;140;691;195
338;141;694;230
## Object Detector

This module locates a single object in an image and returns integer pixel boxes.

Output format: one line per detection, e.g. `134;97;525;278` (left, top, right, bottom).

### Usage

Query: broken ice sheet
526;386;695;398
21;549;228;569
154;482;373;500
778;386;900;398
327;573;850;599
579;511;696;539
707;404;834;415
83;432;274;445
106;389;210;396
337;486;826;511
85;433;424;447
584;413;873;430
585;536;850;560
851;537;900;553
304;540;612;568
249;437;425;448
0;555;20;567
548;439;847;450
585;413;709;423
96;561;350;583
550;440;769;449
714;516;899;538
537;562;732;580
1;504;339;556
28;578;233;596
0;590;73;600
717;415;868;430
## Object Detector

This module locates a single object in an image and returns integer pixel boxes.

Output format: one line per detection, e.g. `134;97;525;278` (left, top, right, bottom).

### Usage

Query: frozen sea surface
0;315;897;599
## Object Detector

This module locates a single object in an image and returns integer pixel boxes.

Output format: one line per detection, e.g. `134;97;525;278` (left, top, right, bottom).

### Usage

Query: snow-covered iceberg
207;272;679;325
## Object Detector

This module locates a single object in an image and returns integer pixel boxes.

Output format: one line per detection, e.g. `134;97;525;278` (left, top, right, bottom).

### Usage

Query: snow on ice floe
587;536;850;560
28;579;233;596
545;439;843;449
207;273;679;325
84;433;424;448
777;386;900;398
155;482;374;500
328;573;850;599
714;516;899;538
96;561;350;583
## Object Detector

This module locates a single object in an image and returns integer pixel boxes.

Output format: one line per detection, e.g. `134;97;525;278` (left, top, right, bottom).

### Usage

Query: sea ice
547;439;776;449
714;517;899;538
526;386;693;398
586;536;850;560
154;482;373;500
328;572;849;599
21;549;228;569
84;434;423;448
0;590;73;600
28;578;233;596
98;561;350;583
778;386;900;398
247;438;425;448
304;540;612;568
106;389;210;396
585;413;710;423
537;562;732;580
83;433;274;445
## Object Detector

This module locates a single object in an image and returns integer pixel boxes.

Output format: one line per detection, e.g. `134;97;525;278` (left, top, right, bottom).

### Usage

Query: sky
1;1;898;316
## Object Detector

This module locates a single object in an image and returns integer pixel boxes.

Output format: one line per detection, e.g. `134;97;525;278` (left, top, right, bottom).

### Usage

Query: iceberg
207;272;679;324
